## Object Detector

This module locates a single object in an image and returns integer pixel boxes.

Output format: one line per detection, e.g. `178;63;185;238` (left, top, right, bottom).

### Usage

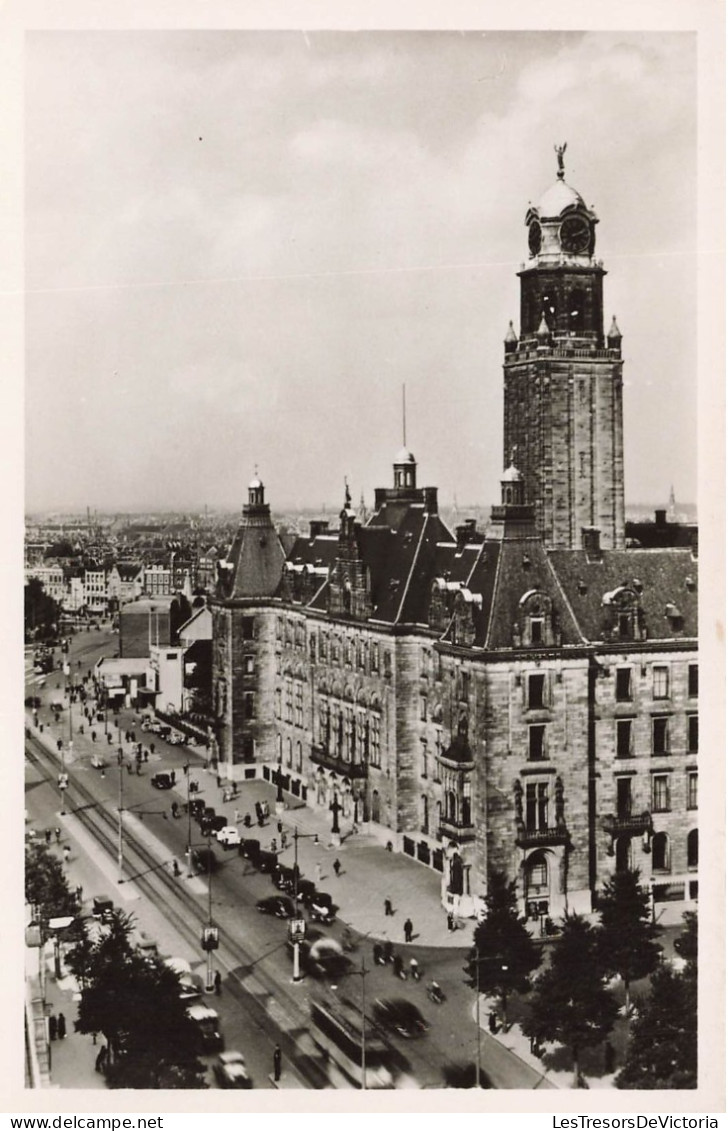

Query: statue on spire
511;444;518;468
555;141;567;179
344;476;352;510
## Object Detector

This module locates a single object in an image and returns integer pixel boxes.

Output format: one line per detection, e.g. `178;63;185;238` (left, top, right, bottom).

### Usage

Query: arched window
525;852;549;917
449;852;464;895
276;734;282;760
421;795;429;835
652;832;670;872
615;835;632;874
687;828;698;869
445;790;457;823
296;741;303;773
286;737;293;768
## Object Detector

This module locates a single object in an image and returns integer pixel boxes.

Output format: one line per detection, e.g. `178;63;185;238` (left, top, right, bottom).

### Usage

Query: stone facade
210;156;697;929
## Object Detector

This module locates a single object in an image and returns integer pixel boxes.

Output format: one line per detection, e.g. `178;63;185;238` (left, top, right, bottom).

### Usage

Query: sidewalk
29;702;472;951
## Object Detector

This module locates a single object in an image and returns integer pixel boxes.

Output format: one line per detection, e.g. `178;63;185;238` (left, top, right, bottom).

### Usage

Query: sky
24;29;697;513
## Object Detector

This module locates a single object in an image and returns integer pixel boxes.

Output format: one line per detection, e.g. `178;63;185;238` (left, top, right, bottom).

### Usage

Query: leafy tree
615;961;697;1089
25;578;60;641
595;868;661;1012
25;843;80;924
465;872;540;1027
67;910;207;1088
523;913;619;1087
673;910;697;970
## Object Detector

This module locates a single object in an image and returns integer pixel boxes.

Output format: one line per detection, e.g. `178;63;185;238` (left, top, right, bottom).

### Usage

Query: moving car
213;1050;252;1089
256;895;296;919
168;732;186;745
372;998;429;1039
163;957;204;999
186;1003;224;1052
216;825;241;848
151;771;176;790
310;892;337;924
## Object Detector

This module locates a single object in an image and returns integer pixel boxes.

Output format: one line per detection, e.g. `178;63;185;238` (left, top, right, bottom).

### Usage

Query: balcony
439;817;476;844
515;822;570;849
310;745;367;779
602;812;653;838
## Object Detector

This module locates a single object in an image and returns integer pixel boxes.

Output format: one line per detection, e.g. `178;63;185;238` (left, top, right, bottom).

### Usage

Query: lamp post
184;763;194;878
289;827;319;983
334;953;370;1090
116;748;124;881
475;949;509;1088
276;748;284;804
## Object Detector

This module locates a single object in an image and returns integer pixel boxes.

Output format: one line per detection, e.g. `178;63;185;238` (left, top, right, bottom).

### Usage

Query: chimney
455;518;478;550
655;509;667;527
581;527;602;559
309;519;330;540
423;486;439;514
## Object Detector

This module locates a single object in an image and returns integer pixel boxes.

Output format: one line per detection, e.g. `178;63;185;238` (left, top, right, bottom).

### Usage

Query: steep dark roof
222;519;286;599
548;547;698;642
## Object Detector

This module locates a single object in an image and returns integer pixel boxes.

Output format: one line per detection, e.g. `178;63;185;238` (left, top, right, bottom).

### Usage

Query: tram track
26;731;332;1088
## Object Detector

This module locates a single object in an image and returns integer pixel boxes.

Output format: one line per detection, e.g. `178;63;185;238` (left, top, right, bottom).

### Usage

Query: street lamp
475;948;508;1088
289;827;319;984
116;748;125;881
334;953;370;1090
275;747;284;804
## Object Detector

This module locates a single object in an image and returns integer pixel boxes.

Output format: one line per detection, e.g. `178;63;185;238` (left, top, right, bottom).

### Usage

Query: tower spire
555;141;567;180
402;383;407;447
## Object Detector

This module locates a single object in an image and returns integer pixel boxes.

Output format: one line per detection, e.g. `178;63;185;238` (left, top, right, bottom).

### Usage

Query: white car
216;825;241;848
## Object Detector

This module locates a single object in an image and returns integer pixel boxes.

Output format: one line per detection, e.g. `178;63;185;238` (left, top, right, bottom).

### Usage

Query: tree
25;843;80;924
595;868;661;1012
673;910;697;970
25;578;60;641
523;913;619;1087
615;961;697;1089
465;871;539;1027
67;910;207;1088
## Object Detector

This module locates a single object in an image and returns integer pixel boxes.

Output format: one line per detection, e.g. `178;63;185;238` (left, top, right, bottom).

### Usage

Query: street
25;623;552;1090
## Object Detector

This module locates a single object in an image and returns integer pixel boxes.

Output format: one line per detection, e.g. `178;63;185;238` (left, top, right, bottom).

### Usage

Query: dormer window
530;617;544;645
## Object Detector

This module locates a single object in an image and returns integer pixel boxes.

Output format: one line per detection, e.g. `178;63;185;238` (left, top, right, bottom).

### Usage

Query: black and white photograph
10;1;724;1116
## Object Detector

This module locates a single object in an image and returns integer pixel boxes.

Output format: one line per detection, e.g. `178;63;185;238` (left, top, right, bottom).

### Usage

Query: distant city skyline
26;30;696;512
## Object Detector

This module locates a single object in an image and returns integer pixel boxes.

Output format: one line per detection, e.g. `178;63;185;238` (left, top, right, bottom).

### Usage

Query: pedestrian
95;1045;108;1073
447;911;454;932
216;774;222;788
214;970;222;996
281;830;288;851
45;829;52;845
263;801;270;819
63;845;71;863
489;1011;498;1034
273;1044;282;1082
55;827;61;844
171;801;179;819
143;749;149;763
270;838;277;854
136;762;141;775
57;1013;66;1039
131;731;136;744
255;802;263;826
404;917;413;943
91;730;97;743
333;858;341;878
127;762;133;775
409;956;419;978
79;723;84;735
172;860;181;877
49;1014;57;1041
384;898;393;917
150;743;155;755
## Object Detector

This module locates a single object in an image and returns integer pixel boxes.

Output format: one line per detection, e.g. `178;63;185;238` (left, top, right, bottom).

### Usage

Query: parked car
163;957;204;999
190;847;219;874
296;879;318;906
213;1050;252;1089
372;998;429;1039
310;892;336;924
256;895;296;919
216;825;241;848
92;894;114;922
200;815;228;836
257;850;278;874
168;731;186;745
151;771;176;790
186;798;205;818
272;864;300;894
25;695;41;708
239;838;260;861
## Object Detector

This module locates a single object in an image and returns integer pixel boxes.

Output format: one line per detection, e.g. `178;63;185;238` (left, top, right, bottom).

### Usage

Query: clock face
528;220;542;256
560;216;591;254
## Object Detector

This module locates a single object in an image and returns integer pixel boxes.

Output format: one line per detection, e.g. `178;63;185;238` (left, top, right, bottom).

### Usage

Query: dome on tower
394;446;416;465
537;178;586;219
248;474;263;490
501;463;523;483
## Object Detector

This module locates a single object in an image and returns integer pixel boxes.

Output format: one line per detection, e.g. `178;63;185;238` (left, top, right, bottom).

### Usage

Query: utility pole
116;748;124;881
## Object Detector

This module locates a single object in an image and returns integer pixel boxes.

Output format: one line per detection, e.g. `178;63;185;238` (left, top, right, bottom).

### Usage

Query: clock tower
503;146;625;550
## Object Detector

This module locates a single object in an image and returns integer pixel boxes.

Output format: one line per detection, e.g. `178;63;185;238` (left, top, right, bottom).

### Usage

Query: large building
210;154;698;928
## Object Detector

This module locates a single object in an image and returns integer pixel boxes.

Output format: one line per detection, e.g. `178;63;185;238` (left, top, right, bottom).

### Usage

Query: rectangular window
371;643;379;672
420;696;428;722
651;774;671;813
241;735;254;762
530;617;544;645
244;693;255;720
616;776;632;819
331;639;340;663
616;719;633;758
528;673;546;709
618;613;632;639
652;666;670;700
421;648;429;677
295;684;304;728
420;744;428;779
528;724;547;761
243;654;255;675
687;771;698;810
688;663;698;698
242;617;255;641
526;782;549;831
652;716;669;755
369;716;381;767
615;667;633;703
274;689;281;719
687;714;698;754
